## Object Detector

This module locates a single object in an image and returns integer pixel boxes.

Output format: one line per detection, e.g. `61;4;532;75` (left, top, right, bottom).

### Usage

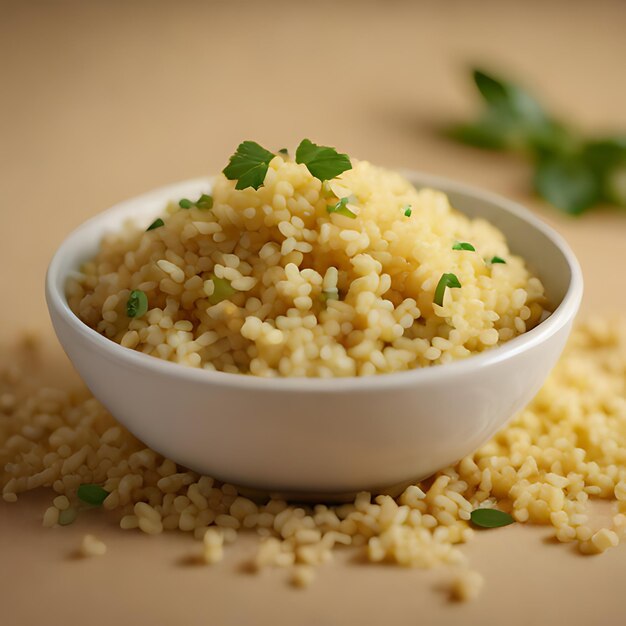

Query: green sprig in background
448;69;626;215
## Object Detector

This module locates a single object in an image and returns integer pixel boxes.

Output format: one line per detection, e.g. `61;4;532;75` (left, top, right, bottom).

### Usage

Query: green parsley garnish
402;204;412;217
327;197;357;219
295;139;352;182
146;218;165;231
208;275;236;305
179;194;213;210
447;68;626;215
196;194;214;209
433;273;462;307
58;508;78;526
490;256;506;264
223;140;276;190
452;242;475;251
126;290;148;318
321;291;339;302
470;508;515;529
222;139;352;190
77;484;109;506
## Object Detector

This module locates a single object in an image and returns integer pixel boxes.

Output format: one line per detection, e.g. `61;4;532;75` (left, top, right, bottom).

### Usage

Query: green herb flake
321;291;339;302
327;196;357;219
490;256;507;264
77;484;109;507
433;273;462;307
179;194;214;211
452;242;475;251
208;275;237;305
223;140;275;190
402;204;412;217
58;508;78;526
126;290;149;318
196;194;214;210
470;508;515;529
295;139;352;182
146;218;165;232
278;148;289;156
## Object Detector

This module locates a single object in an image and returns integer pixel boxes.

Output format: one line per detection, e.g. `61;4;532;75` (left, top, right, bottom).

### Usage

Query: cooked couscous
67;140;548;376
2;316;625;600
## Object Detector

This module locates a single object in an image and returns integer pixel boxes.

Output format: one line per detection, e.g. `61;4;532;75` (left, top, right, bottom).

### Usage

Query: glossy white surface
45;173;583;495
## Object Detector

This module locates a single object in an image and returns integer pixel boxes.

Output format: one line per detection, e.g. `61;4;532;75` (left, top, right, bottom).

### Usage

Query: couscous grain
67;153;548;376
1;316;625;599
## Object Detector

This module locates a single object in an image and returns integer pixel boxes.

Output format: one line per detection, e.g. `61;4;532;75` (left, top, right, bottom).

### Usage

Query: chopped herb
470;508;515;529
58;508;78;526
327;196;357;219
295;139;352;182
433;273;462;307
208;275;236;305
490;256;506;264
77;484;109;506
196;194;214;210
321;291;339;302
146;218;165;232
223;140;276;190
402;204;412;217
179;194;213;210
452;242;476;251
278;148;289;155
126;290;148;318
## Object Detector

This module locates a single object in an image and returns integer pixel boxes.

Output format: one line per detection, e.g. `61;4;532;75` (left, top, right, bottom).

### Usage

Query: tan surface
1;1;626;624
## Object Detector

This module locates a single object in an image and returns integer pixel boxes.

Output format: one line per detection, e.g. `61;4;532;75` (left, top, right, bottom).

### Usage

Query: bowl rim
46;172;583;392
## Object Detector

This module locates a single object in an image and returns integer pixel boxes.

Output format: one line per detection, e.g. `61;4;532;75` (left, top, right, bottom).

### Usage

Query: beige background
1;1;626;625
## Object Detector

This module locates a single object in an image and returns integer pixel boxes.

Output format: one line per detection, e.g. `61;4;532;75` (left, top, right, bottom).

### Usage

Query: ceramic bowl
46;173;583;496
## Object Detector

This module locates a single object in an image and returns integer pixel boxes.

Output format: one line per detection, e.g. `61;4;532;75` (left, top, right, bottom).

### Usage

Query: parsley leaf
77;484;109;506
434;273;461;307
223;141;275;190
534;155;600;215
208;275;236;305
452;242;475;251
402;204;412;217
490;256;506;264
146;218;164;231
470;508;515;529
295;139;352;181
179;194;213;210
327;197;357;219
447;67;626;215
126;290;148;318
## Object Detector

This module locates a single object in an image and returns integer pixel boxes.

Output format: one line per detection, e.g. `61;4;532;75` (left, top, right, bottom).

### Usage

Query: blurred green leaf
447;67;626;215
605;164;626;206
534;156;600;215
473;69;546;126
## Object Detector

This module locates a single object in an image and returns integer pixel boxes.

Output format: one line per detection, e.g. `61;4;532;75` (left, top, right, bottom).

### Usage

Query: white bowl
46;173;583;496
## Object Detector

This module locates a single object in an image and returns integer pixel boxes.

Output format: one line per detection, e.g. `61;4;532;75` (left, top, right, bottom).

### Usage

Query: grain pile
1;317;625;598
67;156;548;377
